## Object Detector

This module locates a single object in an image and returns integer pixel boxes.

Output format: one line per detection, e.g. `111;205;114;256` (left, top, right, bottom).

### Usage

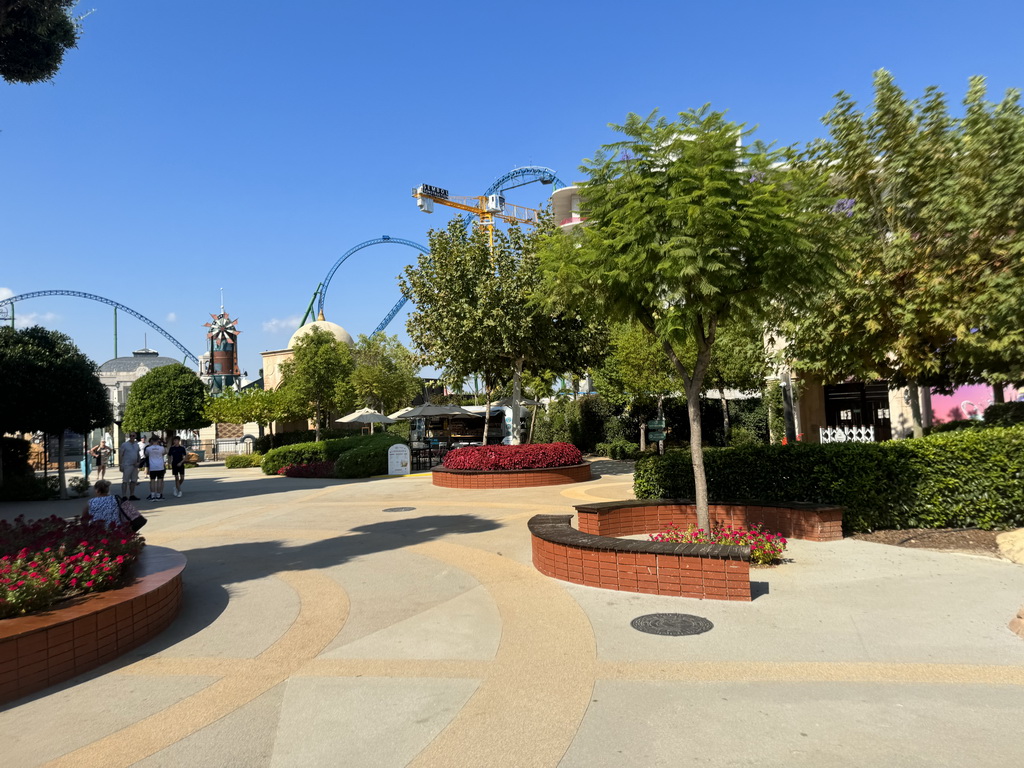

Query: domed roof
288;317;354;349
98;348;181;373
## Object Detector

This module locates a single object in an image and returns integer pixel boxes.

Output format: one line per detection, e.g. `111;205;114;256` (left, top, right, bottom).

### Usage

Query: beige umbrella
336;408;396;434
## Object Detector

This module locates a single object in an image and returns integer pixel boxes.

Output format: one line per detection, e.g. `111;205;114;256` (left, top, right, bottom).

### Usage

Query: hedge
443;443;583;471
262;433;404;477
633;426;1024;532
225;453;263;468
334;433;405;478
984;402;1024;427
594;439;646;460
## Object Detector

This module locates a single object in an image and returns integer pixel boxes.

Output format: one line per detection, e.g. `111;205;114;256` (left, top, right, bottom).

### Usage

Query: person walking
118;433;142;500
144;436;167;500
90;440;112;480
168;436;188;498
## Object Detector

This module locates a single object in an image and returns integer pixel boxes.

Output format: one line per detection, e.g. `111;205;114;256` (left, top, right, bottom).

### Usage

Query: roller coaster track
0;290;200;365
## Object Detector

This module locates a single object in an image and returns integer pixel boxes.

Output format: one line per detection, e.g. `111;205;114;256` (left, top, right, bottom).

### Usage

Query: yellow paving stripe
42;571;349;768
407;540;597;768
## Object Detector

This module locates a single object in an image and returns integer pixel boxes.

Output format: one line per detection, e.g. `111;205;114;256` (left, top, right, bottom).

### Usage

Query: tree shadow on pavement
587;459;637;479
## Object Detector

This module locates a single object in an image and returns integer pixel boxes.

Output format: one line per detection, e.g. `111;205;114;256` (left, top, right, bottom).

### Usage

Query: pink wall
930;385;1022;423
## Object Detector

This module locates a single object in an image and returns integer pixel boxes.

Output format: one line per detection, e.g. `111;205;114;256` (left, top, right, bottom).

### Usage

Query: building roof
97;349;181;373
288;319;354;348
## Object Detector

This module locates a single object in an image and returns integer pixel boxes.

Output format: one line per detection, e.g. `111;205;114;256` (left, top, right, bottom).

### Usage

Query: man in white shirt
119;433;142;500
144;436;168;501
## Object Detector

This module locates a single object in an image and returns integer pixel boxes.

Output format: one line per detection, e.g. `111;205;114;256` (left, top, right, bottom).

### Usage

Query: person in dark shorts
144;436;167;500
168;436;188;498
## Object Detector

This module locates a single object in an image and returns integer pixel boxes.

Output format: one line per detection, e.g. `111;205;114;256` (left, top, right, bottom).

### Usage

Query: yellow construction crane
412;184;541;247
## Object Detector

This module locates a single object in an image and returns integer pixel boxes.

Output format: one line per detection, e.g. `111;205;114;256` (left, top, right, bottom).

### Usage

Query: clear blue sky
2;0;1022;378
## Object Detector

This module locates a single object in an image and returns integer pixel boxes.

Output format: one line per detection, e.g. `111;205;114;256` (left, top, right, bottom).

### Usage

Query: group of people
116;433;188;501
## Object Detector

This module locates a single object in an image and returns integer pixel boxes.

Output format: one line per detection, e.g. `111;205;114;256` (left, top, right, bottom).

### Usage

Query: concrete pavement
1;461;1022;767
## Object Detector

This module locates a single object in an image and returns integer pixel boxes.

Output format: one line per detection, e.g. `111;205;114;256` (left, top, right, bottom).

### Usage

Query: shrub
634;426;1024;532
0;474;55;502
0;515;145;618
984;402;1024;427
279;461;335;478
443;443;583;471
334;433;405;478
67;476;91;496
595;439;644;460
727;426;761;448
253;427;357;454
264;433;405;477
226;453;263;469
927;419;981;434
650;523;787;566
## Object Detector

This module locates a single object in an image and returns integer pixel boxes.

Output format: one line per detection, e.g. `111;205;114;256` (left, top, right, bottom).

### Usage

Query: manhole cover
631;613;714;636
382;507;416;513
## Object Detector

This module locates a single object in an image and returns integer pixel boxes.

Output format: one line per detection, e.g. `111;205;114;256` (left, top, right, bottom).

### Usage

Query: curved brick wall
432;463;592;489
0;545;186;705
574;499;843;541
529;514;752;601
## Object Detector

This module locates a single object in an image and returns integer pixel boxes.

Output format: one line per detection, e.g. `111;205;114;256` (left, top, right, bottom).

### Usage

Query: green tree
0;326;112;497
206;387;287;438
400;217;606;444
276;326;355;441
122;364;211;437
350;334;421;416
0;1;83;84
541;107;838;528
786;71;1024;435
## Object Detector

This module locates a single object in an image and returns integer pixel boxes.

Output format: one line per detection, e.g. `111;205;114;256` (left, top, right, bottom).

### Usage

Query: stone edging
432;463;592;489
0;545;186;705
574;499;844;542
529;514;752;601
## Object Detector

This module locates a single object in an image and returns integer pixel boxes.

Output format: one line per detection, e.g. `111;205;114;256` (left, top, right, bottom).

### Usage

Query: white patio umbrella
388;407;415;420
393;404;478;419
336;408;396;434
489;396;541;407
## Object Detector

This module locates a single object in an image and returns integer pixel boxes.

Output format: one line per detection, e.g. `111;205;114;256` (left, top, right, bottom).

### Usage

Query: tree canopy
541;106;839;526
0;1;81;84
277;326;355;441
785;70;1024;434
122;363;211;435
350;333;421;416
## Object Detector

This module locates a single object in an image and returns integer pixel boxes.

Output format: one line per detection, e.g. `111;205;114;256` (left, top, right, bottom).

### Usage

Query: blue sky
2;0;1023;379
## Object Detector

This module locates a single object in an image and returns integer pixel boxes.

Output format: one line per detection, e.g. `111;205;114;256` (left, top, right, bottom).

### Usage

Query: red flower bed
0;515;145;619
443;443;584;471
277;461;335;478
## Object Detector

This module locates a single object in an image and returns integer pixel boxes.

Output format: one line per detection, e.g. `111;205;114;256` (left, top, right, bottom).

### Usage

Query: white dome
288;319;354;349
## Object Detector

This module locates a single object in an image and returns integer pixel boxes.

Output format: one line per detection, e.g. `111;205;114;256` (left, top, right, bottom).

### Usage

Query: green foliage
253;427;354;454
350;334;420;415
764;381;785;444
0;0;81;84
634;427;1024;532
727;427;761;448
594;439;646;460
1;437;33;479
122;363;211;434
333;433;405;478
984;402;1024;427
262;433;403;476
926;419;981;435
225;453;263;469
67;475;90;496
0;474;55;501
277;326;356;441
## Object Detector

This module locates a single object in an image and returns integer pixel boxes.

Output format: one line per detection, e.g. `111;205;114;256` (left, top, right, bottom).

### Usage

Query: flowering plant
277;461;335;478
443;443;584;471
650;523;788;566
0;515;145;619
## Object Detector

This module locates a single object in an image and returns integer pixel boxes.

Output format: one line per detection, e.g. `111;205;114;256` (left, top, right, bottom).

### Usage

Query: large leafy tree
541;107;839;528
276;326;355;441
0;326;111;497
0;0;82;84
205;387;286;437
786;71;1024;435
350;334;421;416
122;364;211;437
400;217;606;444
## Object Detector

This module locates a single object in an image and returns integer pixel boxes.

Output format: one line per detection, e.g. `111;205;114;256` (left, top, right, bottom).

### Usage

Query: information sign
387;444;411;475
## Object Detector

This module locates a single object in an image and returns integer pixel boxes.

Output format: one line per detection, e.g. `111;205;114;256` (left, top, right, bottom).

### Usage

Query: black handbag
116;495;148;531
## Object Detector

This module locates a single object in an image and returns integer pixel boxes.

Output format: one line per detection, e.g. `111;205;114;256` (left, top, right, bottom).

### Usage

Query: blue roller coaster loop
0;290;200;366
317;236;429;331
484;166;567;197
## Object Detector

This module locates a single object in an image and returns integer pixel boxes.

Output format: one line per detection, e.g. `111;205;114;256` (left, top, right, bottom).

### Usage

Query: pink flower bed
650;523;788;565
443;443;584;471
277;461;335;478
0;515;145;619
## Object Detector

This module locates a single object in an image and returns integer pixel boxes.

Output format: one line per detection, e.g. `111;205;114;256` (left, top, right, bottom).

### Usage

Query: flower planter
0;545;186;705
432;463;592;489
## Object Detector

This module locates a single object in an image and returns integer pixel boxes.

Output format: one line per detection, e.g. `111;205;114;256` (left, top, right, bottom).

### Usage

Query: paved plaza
2;462;1023;767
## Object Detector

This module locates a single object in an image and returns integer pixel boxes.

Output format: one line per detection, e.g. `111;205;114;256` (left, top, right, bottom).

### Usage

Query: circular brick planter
0;545;186;705
432;463;592;489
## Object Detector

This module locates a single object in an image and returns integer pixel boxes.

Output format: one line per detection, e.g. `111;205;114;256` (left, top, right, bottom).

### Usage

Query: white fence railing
819;425;875;444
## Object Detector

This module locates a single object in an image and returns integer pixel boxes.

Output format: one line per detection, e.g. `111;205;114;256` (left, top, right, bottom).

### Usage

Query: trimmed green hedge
262;433;404;477
334;433;405;478
984;402;1024;427
634;427;1024;532
226;453;263;468
594;439;646;460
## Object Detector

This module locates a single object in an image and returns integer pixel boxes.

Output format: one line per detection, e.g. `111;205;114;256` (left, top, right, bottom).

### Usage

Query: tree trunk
906;383;924;438
511;358;524;445
527;404;537;445
314;406;322;442
481;384;492;445
57;433;68;500
657;394;665;455
720;389;730;443
993;385;1005;404
685;383;710;530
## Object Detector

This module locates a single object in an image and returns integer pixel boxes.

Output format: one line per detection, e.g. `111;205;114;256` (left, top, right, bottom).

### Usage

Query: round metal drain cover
631;613;714;636
382;507;416;513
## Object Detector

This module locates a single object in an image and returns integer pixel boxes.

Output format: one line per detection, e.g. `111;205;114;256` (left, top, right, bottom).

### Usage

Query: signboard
387;444;411;476
647;431;666;442
647;419;665;429
420;184;449;200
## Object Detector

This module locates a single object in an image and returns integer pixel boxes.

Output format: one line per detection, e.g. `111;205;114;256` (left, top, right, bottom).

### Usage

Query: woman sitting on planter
83;479;122;527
